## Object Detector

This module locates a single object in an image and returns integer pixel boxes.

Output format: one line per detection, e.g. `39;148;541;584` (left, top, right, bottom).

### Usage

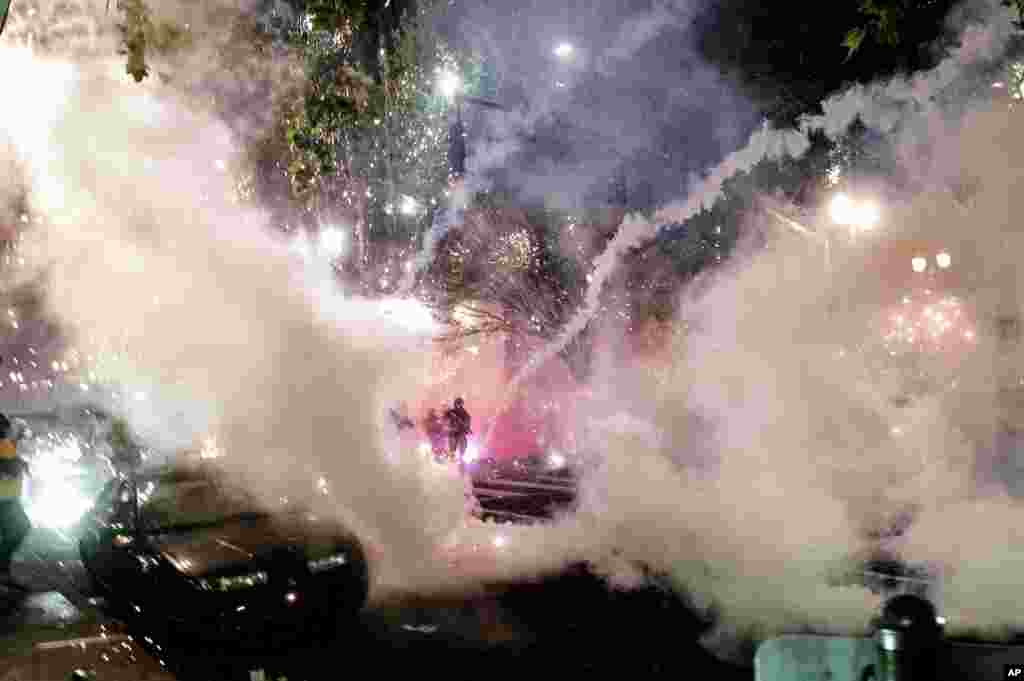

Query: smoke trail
0;2;496;600
800;0;1017;140
508;123;810;392
489;0;1024;663
510;0;1016;397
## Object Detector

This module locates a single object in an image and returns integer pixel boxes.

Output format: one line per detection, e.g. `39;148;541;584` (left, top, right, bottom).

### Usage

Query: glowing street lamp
829;193;879;231
438;70;461;99
553;42;574;59
936;251;952;269
319;226;347;258
399;195;420;216
912;256;928;273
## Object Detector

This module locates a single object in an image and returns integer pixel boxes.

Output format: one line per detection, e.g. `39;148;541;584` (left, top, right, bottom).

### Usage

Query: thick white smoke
497;0;1024;661
0;3;482;600
4;0;1024;664
510;123;810;391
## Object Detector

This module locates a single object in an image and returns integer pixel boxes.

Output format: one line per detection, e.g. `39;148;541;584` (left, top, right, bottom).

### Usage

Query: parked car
77;463;369;649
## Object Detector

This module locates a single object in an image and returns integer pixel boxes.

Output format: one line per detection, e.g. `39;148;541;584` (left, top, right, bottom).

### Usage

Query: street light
829;192;879;232
399;195;420;217
438;70;461;99
554;42;574;59
912;256;928;273
319;226;347;259
936;251;952;269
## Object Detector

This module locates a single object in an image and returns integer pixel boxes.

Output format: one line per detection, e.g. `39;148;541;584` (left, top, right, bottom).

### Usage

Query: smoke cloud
4;0;1024;666
0;0;482;600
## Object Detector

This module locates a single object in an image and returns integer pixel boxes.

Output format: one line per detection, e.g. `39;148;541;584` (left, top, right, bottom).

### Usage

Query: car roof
132;462;227;485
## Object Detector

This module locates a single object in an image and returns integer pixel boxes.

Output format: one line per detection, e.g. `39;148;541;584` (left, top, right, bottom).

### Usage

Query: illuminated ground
0;525;753;680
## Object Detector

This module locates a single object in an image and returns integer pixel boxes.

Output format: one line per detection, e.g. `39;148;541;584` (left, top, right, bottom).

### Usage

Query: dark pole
448;96;466;180
0;1;13;37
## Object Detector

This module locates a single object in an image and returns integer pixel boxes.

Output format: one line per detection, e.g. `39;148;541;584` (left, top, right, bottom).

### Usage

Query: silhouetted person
389;402;414;433
444;397;471;465
0;413;30;586
423;408;446;460
109;418;143;473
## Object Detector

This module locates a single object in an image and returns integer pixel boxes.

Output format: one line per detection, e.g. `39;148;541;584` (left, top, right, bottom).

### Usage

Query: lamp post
438;70;508;180
0;1;12;38
765;192;880;274
763;192;882;324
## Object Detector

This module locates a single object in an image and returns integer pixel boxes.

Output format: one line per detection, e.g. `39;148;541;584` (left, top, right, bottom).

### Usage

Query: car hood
151;513;348;578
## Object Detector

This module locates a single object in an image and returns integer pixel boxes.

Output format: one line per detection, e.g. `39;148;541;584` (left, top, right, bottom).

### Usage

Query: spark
829;193;879;230
826;164;842;186
319;227;347;258
437;70;461;98
400;195;420;216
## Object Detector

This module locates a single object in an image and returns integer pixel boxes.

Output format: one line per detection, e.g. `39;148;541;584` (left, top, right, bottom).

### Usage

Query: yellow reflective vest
0;439;25;499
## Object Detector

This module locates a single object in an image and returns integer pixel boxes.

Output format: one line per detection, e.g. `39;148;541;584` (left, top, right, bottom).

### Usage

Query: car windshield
138;472;267;531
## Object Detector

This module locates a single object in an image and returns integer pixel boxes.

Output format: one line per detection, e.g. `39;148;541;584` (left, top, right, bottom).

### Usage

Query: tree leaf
842;26;867;61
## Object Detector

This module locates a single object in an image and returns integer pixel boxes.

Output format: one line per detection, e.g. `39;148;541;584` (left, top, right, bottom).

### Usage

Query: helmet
454;397;464;408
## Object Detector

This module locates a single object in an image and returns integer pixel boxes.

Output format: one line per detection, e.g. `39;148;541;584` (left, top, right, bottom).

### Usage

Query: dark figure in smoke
389;402;415;433
444;397;472;466
0;413;31;586
444;399;480;517
423;408;446;461
108;418;143;473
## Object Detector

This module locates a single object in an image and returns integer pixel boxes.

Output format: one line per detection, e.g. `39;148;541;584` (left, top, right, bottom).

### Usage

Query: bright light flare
548;451;566;468
24;437;94;529
319;227;347;258
378;298;438;335
438;70;461;99
912;257;928;273
936;251;952;269
553;42;574;59
399;195;420;216
829;193;879;230
418;442;432;458
462;440;480;464
200;435;223;459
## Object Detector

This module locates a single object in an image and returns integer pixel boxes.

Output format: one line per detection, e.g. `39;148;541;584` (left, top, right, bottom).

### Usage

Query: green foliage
842;0;911;61
114;0;192;83
1005;0;1024;29
304;0;368;33
843;26;867;62
108;417;139;453
281;0;461;245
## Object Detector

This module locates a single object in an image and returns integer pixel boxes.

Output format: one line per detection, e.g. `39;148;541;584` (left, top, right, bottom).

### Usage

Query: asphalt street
0;499;753;681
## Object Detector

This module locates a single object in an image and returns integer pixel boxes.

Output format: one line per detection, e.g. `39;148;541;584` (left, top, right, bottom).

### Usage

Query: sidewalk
0;590;175;681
